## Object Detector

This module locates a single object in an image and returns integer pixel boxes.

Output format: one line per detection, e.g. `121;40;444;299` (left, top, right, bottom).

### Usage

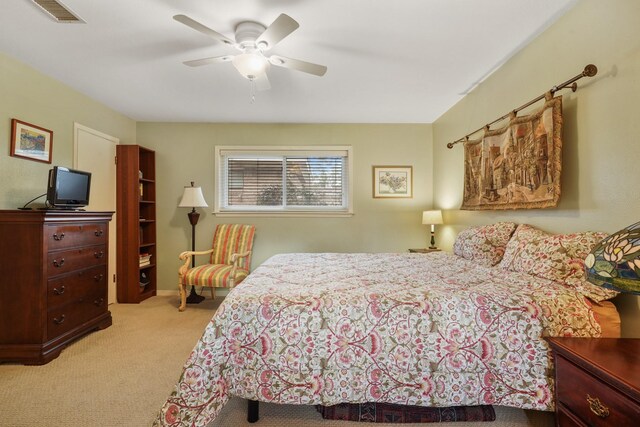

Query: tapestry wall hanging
461;95;562;210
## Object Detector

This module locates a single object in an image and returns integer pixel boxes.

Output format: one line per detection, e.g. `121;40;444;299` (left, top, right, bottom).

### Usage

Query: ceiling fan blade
173;14;234;46
183;55;234;67
255;14;299;51
269;55;327;76
253;73;271;91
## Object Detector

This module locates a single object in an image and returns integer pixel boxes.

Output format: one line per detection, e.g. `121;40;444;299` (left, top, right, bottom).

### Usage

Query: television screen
47;166;91;208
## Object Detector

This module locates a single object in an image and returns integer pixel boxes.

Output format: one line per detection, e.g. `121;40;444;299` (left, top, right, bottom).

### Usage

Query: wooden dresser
547;337;640;426
0;210;113;365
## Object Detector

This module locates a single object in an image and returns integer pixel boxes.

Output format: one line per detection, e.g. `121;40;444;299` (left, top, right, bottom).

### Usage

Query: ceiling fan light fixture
232;53;269;79
175;12;327;85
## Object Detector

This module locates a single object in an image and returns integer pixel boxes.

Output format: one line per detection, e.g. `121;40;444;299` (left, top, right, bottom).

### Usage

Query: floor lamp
179;181;208;304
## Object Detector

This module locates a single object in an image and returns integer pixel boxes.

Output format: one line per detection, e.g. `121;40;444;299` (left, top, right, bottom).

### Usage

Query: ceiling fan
174;13;327;91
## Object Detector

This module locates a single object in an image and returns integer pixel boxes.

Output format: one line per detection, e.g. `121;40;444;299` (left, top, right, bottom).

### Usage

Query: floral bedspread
155;252;602;426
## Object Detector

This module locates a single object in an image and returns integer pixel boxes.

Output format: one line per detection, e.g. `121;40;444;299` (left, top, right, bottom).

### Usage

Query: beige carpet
0;296;555;427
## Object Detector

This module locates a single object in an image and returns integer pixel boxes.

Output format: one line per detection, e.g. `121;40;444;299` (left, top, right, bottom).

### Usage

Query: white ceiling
0;0;577;123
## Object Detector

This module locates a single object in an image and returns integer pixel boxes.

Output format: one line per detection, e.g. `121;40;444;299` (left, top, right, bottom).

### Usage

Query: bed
154;222;620;426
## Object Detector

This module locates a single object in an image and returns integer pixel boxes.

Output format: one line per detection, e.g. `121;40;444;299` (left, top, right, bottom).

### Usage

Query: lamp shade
178;184;208;208
422;210;443;225
584;221;640;294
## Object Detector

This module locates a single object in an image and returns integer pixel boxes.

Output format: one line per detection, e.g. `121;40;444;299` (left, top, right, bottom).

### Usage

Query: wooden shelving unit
116;145;157;303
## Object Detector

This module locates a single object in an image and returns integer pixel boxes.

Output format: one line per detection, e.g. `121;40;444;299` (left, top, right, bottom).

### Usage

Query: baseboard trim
156;290;179;296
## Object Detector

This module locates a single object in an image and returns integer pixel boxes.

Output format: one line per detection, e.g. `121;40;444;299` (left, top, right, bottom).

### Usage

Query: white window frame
214;146;353;217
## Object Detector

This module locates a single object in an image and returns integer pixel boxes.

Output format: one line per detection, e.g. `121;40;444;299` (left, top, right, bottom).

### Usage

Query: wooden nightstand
546;337;640;426
408;248;441;253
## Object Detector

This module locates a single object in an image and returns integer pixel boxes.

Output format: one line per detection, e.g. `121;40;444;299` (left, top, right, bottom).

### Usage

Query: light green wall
432;0;640;337
0;52;136;208
136;123;433;293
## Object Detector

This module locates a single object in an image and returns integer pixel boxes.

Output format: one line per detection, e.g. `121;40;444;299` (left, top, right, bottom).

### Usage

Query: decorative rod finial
584;64;598;77
446;142;454;149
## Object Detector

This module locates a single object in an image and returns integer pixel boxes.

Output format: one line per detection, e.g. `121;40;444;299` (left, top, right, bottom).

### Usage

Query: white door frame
73;123;119;304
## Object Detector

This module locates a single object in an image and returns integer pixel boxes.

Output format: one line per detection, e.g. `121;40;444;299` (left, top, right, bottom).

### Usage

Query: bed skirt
316;402;496;423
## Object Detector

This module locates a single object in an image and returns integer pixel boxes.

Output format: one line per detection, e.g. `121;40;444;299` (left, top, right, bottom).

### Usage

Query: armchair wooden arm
179;248;215;260
229;251;252;287
178;249;214;276
230;251;252;264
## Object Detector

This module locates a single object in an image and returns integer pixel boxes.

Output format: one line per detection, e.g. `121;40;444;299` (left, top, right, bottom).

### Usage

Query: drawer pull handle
587;394;610;418
94;298;104;306
94;251;105;259
53;232;65;241
53;258;65;268
93;274;104;282
53;286;65;295
95;229;104;237
53;315;66;325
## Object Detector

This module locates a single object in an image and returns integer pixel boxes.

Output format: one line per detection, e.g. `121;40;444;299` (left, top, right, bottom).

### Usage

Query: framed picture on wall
10;119;53;164
372;165;413;198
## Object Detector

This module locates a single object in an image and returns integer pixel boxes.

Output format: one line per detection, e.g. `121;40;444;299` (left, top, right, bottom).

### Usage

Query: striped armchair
178;224;255;311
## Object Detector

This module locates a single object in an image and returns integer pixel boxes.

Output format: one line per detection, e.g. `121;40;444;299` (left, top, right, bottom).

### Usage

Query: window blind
217;146;351;213
227;158;283;206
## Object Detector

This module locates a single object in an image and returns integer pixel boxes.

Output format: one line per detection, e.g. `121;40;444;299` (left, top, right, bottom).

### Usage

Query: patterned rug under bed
316;402;496;423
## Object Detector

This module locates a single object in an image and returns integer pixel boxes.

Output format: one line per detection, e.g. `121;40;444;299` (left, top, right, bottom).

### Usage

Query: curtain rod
446;64;598;149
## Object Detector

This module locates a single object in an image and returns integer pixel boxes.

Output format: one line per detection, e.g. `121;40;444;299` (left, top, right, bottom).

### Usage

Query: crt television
46;166;92;209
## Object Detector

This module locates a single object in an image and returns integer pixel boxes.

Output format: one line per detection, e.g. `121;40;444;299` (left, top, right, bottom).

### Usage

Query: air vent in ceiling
31;0;85;23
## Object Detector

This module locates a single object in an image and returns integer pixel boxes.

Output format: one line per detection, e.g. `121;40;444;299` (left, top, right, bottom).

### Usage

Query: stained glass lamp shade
584;221;640;295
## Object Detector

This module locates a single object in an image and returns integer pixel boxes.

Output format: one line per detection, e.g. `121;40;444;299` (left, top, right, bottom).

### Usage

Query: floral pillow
453;222;517;266
498;224;618;301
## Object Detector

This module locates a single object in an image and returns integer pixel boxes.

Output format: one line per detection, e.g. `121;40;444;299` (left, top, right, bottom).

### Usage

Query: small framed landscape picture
372;165;413;198
10;119;53;164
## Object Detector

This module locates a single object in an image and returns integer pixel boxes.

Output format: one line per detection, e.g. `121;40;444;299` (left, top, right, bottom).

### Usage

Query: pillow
453;222;517;266
498;224;618;301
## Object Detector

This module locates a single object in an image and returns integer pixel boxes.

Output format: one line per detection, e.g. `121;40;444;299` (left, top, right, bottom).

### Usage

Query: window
215;146;353;216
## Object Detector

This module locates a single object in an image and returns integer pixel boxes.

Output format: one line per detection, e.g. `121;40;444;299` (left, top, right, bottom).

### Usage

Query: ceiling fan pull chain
252;79;256;103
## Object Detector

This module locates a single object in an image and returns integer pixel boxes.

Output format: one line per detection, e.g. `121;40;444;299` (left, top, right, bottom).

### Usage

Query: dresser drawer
556;407;586;427
47;285;107;340
556;355;637;426
46;223;108;251
47;265;107;309
47;245;107;277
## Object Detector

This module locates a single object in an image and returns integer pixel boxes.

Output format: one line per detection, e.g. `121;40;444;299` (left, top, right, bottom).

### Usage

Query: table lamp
422;210;443;249
584;220;640;294
179;181;208;304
